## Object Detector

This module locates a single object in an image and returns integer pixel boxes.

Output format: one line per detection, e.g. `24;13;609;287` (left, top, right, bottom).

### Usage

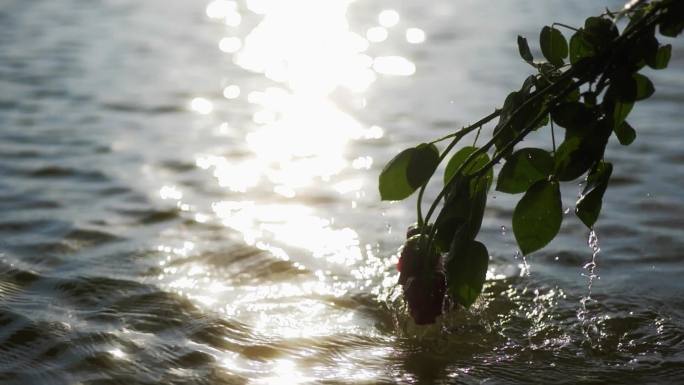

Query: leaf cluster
379;0;682;311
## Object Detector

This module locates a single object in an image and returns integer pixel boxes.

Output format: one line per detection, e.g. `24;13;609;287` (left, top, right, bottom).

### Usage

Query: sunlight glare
406;27;426;44
190;97;214;114
378;9;400;28
257;359;312;384
206;0;237;19
235;0;374;95
219;37;242;53
366;26;388;42
223;84;241;99
373;56;416;76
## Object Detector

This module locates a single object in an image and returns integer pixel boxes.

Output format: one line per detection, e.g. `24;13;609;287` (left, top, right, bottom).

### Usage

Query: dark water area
1;0;684;383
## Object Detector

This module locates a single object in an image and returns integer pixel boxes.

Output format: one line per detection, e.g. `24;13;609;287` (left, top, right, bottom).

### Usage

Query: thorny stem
551;118;557;154
552;22;580;32
411;0;673;263
421;0;666;235
416;110;501;228
423;65;579;231
595;1;665;94
423;78;582;256
428;110;501;145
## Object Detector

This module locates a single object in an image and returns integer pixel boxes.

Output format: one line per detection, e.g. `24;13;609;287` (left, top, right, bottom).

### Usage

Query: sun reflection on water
159;1;422;380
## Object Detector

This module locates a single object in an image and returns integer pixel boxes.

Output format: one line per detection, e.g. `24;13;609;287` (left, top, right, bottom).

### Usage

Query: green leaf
540;26;568;66
659;1;684;37
610;73;655;102
554;118;611;181
446;240;489;308
435;175;487;252
379;148;415;201
633;73;655;101
493;80;545;152
444;146;492;189
633;35;660;70
569;30;594;64
380;143;441;201
612;101;633;128
576;162;613;228
496;148;553;194
553;137;594;181
435;176;468;251
583;17;618;50
614;120;636;145
647;44;671;70
551;102;596;132
517;35;533;63
513;179;563;255
407;143;440;189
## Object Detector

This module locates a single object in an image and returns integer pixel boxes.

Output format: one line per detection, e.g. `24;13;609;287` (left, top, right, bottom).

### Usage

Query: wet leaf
569;30;594;64
554;118;611;181
444;146;492;190
407;143;440;189
633;73;655;101
513;179;562;255
379;148;415;201
553;137;594;181
576;162;613;228
517;35;533;63
447;240;489;308
493;80;545;152
659;1;684;37
540;26;568;66
632;34;660;70
612;101;633;128
436;175;487;252
583;16;618;51
551;102;596;132
610;73;655;102
647;44;671;70
614;121;636;145
496;148;553;194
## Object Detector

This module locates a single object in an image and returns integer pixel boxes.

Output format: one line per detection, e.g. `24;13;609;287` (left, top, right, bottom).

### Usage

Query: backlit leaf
446;240;489;308
517;35;534;63
513;179;562;255
379;148;415;201
407;143;440;189
614;121;636;145
444;146;492;189
540;26;568;66
647;44;671;70
551;102;596;132
496;148;553;194
576;162;613;228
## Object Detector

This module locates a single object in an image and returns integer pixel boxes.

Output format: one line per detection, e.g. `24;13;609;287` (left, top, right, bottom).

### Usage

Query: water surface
1;0;684;383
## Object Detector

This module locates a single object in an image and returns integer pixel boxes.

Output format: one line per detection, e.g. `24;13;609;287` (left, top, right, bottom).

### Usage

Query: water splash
577;229;602;345
514;250;530;277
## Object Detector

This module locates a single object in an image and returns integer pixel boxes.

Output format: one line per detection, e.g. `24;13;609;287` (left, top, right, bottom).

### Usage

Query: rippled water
1;0;684;383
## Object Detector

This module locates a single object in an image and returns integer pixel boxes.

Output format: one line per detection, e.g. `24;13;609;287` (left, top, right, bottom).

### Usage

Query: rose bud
404;271;447;325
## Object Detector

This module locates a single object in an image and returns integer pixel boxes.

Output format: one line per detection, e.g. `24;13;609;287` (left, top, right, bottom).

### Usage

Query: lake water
1;0;684;383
